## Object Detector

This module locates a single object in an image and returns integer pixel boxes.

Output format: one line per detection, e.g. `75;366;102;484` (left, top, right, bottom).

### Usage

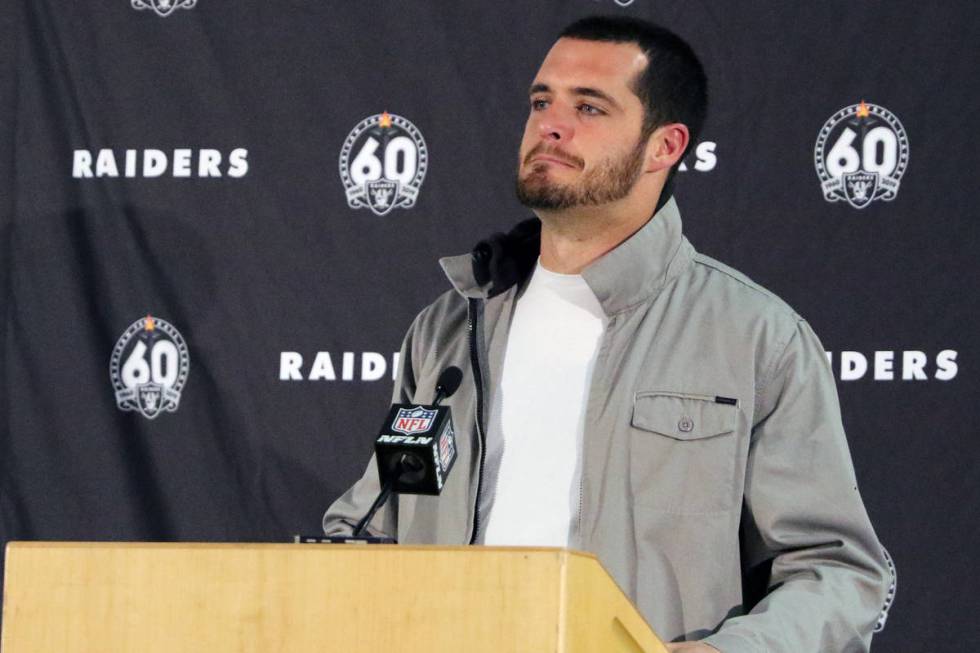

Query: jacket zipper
576;314;615;546
467;298;488;545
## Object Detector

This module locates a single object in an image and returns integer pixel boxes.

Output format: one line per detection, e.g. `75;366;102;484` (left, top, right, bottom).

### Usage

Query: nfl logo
438;426;456;472
391;406;437;435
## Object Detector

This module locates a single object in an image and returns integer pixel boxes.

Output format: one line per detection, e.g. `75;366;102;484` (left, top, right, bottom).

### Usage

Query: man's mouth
530;155;579;169
524;145;583;170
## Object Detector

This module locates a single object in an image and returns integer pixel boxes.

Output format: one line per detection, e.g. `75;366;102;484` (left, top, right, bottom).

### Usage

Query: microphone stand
352;452;425;537
352;480;393;538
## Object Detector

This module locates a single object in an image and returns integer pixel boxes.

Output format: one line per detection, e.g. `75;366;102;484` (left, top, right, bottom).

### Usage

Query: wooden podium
1;542;667;652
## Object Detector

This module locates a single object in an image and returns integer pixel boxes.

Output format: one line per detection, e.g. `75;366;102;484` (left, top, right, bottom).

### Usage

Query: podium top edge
4;541;598;560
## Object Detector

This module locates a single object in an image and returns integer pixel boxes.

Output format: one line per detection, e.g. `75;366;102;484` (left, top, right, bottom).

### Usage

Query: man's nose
537;106;575;142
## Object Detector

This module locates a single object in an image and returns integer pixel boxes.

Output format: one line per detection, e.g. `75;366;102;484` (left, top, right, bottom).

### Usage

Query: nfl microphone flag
375;404;457;495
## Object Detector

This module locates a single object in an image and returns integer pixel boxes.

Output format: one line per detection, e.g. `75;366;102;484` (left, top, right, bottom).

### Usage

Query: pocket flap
632;391;737;441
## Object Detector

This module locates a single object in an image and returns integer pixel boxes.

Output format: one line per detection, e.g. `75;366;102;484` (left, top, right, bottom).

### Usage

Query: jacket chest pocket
629;391;740;514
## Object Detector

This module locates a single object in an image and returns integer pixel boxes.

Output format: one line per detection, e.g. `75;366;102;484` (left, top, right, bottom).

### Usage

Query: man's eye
578;103;604;115
531;99;549;110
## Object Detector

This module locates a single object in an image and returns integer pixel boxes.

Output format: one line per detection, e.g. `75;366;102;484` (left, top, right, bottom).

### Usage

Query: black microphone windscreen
436;366;463;400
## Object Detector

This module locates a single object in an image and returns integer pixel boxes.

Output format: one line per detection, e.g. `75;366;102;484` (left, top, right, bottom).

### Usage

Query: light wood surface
1;542;667;653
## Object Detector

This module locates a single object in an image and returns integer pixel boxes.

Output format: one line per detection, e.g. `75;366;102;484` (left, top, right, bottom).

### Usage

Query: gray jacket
323;198;889;652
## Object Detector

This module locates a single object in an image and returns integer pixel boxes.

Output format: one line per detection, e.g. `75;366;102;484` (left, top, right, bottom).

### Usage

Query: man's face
516;38;650;210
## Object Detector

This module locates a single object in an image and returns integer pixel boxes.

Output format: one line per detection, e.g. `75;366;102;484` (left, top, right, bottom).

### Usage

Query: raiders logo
814;101;909;210
131;0;197;17
110;315;190;420
339;112;428;216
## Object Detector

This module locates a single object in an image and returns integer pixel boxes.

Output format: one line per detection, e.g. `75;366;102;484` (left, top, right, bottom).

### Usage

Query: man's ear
644;122;690;173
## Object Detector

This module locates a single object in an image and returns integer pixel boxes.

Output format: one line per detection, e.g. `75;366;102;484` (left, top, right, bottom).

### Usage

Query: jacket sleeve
703;319;890;653
321;312;421;538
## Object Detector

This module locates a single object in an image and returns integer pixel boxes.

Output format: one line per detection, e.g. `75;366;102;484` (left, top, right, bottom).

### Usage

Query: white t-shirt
481;259;607;546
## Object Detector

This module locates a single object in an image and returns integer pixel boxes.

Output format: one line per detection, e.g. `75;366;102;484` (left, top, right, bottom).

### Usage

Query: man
324;16;889;652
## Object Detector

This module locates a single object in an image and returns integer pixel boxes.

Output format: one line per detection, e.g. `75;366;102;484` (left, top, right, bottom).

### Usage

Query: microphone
432;366;463;406
349;366;463;538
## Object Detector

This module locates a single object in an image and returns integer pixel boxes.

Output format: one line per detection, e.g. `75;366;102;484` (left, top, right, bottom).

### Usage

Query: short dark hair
559;16;708;160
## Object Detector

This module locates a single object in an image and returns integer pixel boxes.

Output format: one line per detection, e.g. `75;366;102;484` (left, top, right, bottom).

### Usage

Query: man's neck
536;191;664;274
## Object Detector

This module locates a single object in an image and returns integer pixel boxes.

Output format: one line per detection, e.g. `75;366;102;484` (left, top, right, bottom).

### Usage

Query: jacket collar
440;196;692;316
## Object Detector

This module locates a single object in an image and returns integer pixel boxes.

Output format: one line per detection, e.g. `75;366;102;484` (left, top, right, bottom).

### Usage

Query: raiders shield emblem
843;171;879;209
365;180;400;216
137;383;165;419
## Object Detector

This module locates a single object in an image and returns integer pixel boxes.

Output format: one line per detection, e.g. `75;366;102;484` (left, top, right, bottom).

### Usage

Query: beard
515;138;646;210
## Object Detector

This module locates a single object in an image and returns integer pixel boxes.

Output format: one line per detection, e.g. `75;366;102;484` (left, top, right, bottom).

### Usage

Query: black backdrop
2;1;979;649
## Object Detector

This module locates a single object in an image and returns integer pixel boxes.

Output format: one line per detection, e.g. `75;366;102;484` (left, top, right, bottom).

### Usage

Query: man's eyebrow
573;86;622;111
528;83;622;111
